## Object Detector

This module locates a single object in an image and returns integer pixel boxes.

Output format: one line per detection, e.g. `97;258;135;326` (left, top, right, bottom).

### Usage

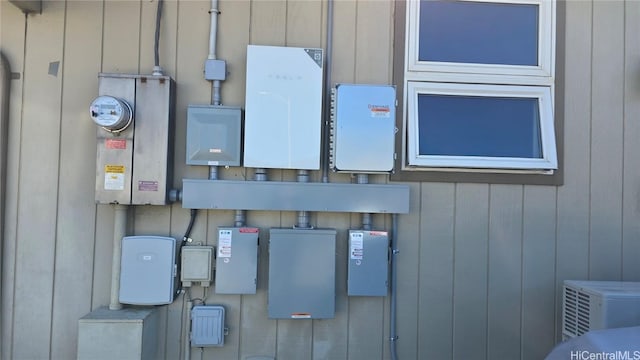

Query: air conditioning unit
562;280;640;340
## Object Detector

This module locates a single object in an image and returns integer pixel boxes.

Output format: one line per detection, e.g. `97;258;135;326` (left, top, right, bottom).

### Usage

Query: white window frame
407;81;557;170
403;0;557;172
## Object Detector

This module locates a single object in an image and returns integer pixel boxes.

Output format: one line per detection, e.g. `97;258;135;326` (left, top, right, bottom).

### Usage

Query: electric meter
90;95;133;132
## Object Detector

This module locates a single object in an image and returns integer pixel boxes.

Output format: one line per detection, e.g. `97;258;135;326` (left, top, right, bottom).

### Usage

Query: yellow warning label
105;165;125;174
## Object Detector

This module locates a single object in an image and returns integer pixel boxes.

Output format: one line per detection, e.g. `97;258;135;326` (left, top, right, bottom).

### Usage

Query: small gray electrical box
330;84;396;173
204;59;227;81
186;105;242;166
268;228;336;319
215;227;259;294
348;230;389;296
181;246;213;287
191;305;225;347
119;236;178;305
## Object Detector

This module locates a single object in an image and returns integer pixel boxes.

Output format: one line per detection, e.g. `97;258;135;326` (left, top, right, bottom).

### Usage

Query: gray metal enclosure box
348;230;389;296
77;307;159;360
191;305;225;347
95;73;175;205
186;105;242;166
119;236;178;305
268;228;336;319
330;84;396;173
215;227;259;294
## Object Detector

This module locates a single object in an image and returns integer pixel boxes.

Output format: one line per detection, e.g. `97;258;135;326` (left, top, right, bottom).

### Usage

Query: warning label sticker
368;104;391;118
350;232;364;260
105;165;125;173
218;229;233;258
291;313;312;319
104;165;125;190
106;139;127;150
138;180;158;192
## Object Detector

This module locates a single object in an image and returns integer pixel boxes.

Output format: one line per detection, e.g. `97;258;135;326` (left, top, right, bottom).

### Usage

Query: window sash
406;0;555;79
406;81;557;170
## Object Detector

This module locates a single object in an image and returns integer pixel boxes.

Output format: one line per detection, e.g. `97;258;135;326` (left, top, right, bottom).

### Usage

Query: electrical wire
183;209;198;243
154;0;164;68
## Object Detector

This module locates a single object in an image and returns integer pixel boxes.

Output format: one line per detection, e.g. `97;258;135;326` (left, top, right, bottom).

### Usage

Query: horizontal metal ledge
182;179;410;214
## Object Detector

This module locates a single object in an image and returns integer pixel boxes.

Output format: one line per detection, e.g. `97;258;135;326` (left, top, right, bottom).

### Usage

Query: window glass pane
417;94;542;158
419;0;539;66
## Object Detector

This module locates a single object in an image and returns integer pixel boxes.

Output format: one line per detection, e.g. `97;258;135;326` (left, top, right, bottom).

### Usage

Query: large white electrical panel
243;45;324;170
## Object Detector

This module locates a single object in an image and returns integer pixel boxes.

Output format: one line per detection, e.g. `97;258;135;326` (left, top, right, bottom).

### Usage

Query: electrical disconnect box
92;73;175;205
119;236;178;305
244;45;324;170
268;228;336;319
348;230;389;296
191;305;225;347
330;84;396;173
181;246;213;287
186;105;242;166
215;227;259;294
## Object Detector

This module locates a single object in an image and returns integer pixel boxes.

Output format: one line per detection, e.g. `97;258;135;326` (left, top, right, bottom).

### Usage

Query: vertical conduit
357;174;372;230
390;213;399;360
296;170;310;228
109;204;128;310
208;0;221;179
321;0;334;183
0;52;12;347
208;0;221;106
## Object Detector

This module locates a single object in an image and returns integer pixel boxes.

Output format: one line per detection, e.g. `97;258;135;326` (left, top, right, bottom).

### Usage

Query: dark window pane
419;0;539;66
417;94;542;158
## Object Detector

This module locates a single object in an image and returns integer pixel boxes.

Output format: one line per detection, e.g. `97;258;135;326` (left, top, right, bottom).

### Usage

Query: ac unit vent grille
563;286;591;338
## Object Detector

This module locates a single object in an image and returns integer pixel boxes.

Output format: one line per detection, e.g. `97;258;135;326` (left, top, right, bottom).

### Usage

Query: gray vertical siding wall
1;1;639;359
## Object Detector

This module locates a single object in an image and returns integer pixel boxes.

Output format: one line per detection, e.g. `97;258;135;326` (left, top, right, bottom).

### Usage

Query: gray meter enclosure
215;227;259;294
330;84;396;173
119;236;178;305
186;105;242;166
95;73;175;205
268;228;336;319
347;230;389;296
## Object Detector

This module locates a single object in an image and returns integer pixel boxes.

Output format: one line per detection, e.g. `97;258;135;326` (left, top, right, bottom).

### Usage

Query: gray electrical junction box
347;230;389;296
191;305;225;347
119;236;178;305
330;83;396;173
215;227;259;294
268;228;336;319
186;105;242;166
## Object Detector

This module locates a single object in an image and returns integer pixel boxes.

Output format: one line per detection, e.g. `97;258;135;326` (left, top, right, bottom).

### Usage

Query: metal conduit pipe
321;0;334;183
0;52;12;343
208;0;221;106
390;213;399;360
109;204;129;310
296;170;310;228
254;168;267;182
208;165;218;180
357;174;372;230
208;0;221;176
234;210;245;227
